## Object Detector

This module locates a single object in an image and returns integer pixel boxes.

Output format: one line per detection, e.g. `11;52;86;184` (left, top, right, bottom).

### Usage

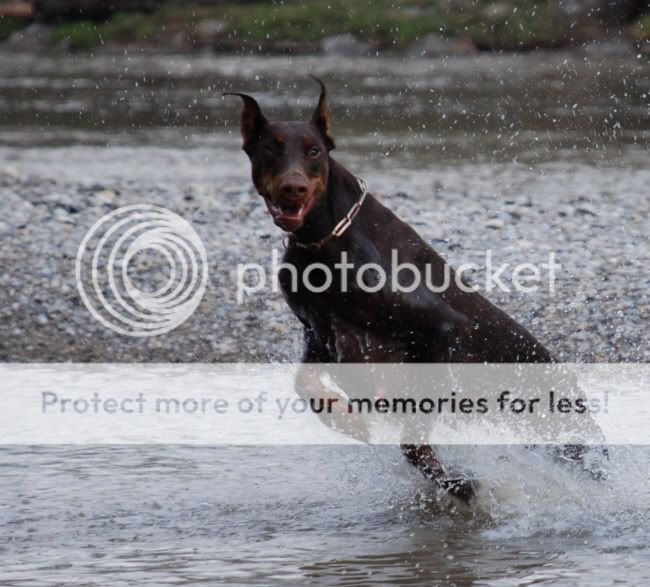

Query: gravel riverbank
1;145;647;363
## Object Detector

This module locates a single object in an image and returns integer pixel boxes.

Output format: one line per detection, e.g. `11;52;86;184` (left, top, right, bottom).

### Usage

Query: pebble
576;203;597;216
485;218;505;229
94;190;118;204
1;166;19;179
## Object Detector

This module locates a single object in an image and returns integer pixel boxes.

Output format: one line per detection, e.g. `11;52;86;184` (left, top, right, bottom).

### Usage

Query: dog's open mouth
267;200;308;231
279;202;302;216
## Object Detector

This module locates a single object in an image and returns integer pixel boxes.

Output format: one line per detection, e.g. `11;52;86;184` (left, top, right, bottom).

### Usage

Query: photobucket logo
236;249;561;303
76;205;208;337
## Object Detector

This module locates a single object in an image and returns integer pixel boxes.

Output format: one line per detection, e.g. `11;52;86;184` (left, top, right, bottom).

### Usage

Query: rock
583;39;635;57
5;194;33;228
53;207;75;223
1;166;19;179
195;20;226;46
406;34;477;57
79;182;105;192
94;189;117;205
503;204;523;220
264;300;283;313
321;34;370;57
171;31;190;52
402;6;426;17
576;203;597;216
4;23;48;51
559;0;586;15
210;338;239;355
481;2;513;21
638;40;650;58
485;218;505;229
45;192;79;213
271;322;290;335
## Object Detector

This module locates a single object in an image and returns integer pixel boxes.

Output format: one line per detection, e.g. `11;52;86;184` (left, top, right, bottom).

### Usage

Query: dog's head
225;77;335;232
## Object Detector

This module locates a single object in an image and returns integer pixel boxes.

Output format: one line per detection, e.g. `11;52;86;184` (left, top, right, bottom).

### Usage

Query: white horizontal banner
0;363;647;445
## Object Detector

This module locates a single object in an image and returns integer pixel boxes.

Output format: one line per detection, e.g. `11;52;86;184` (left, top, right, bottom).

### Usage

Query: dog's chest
280;248;431;362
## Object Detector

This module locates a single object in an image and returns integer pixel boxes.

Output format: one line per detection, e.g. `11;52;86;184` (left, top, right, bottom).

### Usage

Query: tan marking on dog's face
248;122;331;232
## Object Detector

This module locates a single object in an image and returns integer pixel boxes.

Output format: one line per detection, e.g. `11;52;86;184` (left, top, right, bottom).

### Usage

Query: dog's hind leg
553;444;610;481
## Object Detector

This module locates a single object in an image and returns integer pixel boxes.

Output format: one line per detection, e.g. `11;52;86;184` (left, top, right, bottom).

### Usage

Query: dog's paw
329;408;370;443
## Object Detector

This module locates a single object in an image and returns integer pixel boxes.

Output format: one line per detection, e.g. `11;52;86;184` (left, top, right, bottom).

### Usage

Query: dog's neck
292;157;363;246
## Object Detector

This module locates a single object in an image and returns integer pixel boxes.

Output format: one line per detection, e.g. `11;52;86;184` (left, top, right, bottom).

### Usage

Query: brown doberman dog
226;78;606;501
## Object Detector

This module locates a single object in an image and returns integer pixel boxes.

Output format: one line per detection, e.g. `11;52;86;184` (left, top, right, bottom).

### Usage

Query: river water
1;51;649;585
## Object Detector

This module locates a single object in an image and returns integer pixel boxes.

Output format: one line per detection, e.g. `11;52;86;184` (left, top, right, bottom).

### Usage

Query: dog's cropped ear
223;92;268;152
309;76;336;151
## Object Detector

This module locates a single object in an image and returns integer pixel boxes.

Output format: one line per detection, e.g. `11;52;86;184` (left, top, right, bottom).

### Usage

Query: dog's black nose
278;178;308;200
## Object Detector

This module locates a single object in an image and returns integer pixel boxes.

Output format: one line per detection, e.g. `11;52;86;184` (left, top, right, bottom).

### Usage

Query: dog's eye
308;146;320;158
265;143;282;155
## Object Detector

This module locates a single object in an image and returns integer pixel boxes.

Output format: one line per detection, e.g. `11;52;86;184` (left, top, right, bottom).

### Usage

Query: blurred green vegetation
48;1;468;50
631;14;650;41
0;15;30;41
466;4;572;50
49;12;157;50
207;0;471;44
37;0;650;52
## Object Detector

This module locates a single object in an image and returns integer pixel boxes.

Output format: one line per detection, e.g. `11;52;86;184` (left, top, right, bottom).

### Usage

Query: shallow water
3;445;650;585
1;51;649;584
1;51;648;167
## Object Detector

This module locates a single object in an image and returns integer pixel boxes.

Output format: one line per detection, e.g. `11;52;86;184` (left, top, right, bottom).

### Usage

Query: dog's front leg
289;324;371;442
294;362;370;443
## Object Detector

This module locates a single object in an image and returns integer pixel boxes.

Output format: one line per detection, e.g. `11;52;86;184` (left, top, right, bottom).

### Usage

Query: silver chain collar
285;177;368;252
